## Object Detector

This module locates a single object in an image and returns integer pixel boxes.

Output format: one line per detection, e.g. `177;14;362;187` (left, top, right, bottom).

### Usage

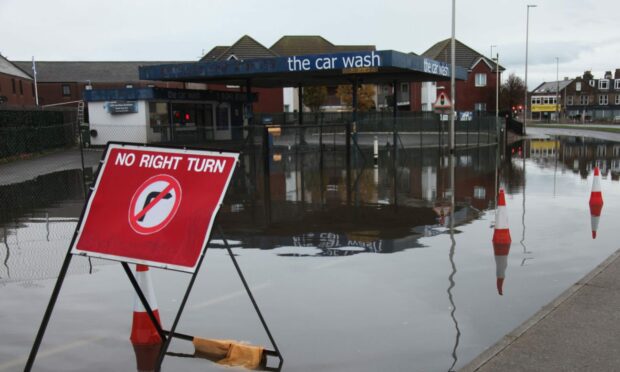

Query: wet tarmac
2;136;620;371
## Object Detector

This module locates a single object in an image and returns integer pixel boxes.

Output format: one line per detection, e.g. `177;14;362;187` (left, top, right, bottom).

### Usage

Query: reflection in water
446;154;460;372
0;169;111;286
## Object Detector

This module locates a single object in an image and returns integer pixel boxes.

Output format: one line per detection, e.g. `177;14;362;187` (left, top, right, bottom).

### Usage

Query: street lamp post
450;0;456;153
524;4;537;135
556;57;560;123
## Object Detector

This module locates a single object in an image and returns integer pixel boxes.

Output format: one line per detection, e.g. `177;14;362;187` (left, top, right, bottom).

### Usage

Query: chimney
564;77;569;81
605;71;612;79
615;69;620;79
583;70;593;80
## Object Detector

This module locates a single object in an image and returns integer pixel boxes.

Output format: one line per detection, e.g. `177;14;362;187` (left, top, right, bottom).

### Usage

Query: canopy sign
71;143;238;272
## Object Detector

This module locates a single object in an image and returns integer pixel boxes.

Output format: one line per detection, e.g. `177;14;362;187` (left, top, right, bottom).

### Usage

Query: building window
589;80;595;87
576;82;581;91
580;95;589;105
474;102;487;111
616;95;620;105
599;79;609;90
11;79;16;94
615;80;620;90
19;80;23;95
567;96;574;105
62;84;71;96
475;73;487;87
401;83;409;94
599;95;608;105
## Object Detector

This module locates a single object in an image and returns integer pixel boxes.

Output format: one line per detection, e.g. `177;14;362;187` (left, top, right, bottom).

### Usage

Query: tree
302;86;328;113
336;84;376;111
500;73;526;113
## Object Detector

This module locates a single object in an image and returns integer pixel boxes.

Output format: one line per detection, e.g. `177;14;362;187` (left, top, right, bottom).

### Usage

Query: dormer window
599;79;609;90
576;82;581;91
589;80;595;87
615;79;620;90
475;73;487;87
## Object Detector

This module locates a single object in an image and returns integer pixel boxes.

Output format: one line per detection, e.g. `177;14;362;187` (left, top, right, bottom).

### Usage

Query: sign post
432;92;453;148
26;143;282;371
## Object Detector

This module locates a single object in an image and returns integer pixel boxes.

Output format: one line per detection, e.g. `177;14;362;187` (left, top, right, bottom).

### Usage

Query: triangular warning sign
432;92;452;109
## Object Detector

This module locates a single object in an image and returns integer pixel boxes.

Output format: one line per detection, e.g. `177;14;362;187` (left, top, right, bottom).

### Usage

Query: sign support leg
154;245;210;371
216;225;283;367
24;252;74;372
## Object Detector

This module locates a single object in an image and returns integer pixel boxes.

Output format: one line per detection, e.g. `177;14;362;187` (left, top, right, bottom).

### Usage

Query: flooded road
2;137;620;371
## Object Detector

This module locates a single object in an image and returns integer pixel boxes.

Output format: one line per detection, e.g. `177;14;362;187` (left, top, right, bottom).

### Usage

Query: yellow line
0;335;107;371
190;282;271;310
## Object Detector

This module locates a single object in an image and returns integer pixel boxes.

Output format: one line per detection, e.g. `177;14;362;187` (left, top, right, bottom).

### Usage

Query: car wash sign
71;143;238;272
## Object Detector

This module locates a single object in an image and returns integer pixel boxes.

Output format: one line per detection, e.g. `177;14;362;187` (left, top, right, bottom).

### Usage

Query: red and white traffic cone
589;167;604;239
493;189;512;295
130;265;162;345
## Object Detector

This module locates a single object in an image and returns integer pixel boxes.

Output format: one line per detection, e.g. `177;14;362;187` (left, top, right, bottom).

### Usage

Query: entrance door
214;104;231;140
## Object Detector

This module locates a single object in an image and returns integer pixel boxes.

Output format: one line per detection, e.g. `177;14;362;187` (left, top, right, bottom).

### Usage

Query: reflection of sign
128;174;182;235
107;101;138;114
432;92;452;110
531;104;560;112
71;144;238;272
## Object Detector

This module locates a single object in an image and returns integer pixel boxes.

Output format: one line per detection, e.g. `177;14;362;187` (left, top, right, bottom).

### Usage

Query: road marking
191;282;272;310
0;335;106;371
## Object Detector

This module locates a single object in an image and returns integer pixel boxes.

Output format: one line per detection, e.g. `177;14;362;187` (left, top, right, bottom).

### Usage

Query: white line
190;282;271;310
0;335;106;371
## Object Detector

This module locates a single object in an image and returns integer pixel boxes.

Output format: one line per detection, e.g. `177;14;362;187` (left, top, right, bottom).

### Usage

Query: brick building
13;61;187;107
199;35;283;113
563;69;620;121
529;79;573;121
412;39;504;113
0;54;35;106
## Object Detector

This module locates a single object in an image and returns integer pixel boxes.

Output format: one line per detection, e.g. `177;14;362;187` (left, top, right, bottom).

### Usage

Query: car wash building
84;87;256;145
138;49;467;129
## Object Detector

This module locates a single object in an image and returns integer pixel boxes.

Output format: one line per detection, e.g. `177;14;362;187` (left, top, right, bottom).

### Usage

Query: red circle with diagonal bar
128;174;182;235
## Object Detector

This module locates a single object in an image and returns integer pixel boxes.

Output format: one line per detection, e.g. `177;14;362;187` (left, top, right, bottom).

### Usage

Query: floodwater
1;136;620;371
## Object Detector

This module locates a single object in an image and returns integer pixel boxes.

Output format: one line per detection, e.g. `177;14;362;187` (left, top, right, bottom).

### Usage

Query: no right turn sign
71;144;239;272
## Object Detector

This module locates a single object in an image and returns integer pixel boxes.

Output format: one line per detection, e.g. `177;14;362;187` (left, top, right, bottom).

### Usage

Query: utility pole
32;56;39;107
450;0;456;153
524;4;537;135
556;57;560;123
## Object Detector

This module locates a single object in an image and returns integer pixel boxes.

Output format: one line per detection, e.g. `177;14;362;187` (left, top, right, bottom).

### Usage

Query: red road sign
432;91;452;110
71;144;239;272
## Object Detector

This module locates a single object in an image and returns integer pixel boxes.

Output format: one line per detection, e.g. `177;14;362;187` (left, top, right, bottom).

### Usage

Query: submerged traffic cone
133;344;161;372
589;167;604;239
493;189;512;295
130;265;162;345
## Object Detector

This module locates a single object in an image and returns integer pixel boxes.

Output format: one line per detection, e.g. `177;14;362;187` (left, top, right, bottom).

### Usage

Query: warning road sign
128;174;182;235
432;91;452;110
71;143;239;272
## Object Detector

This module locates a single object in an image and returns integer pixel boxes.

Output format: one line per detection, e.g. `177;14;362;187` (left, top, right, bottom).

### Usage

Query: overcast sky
1;0;618;89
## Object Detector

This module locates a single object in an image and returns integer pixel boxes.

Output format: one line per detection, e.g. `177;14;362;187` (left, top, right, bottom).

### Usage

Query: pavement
461;249;620;371
462;123;620;372
0;148;102;185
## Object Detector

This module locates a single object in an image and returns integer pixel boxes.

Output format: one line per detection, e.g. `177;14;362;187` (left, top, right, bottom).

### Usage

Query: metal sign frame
25;142;283;372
